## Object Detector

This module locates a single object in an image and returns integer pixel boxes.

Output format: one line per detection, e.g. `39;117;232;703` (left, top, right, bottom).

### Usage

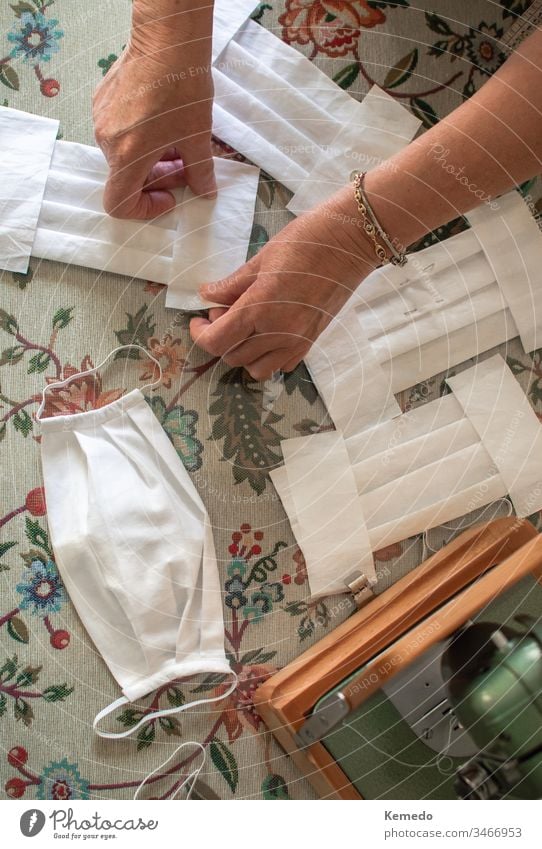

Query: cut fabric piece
31;140;259;295
467;190;542;353
271;355;542;599
166;157;260;309
447;355;542;517
287;87;421;214
306;191;541;431
212;21;418;193
276;431;376;600
0;106;59;273
305;297;401;438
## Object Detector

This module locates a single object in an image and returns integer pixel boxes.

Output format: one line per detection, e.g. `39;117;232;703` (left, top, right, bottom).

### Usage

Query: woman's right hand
92;0;216;220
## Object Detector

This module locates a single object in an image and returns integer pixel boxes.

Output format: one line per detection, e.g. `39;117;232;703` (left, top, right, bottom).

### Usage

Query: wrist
131;0;213;62
319;185;384;286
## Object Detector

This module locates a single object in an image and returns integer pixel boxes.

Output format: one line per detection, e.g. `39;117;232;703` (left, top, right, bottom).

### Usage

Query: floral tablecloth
1;0;540;801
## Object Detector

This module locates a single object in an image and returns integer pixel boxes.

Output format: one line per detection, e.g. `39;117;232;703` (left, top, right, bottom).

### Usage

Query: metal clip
345;571;375;609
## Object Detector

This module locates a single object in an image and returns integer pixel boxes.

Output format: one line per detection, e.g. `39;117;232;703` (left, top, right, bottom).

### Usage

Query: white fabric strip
0;106;59;273
31;140;259;295
306;191;538;429
212;0;258;61
166;157;260;309
447;354;542;517
466;190;542;353
213;20;418;193
272;356;542;599
287;86;421;214
306;296;401;437
271;431;375;600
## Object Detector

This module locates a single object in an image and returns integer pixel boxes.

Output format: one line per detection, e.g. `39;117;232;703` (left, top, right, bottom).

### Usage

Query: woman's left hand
189;186;378;380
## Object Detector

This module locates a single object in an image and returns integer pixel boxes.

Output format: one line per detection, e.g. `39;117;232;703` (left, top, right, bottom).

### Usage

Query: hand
189;186;380;380
92;4;215;219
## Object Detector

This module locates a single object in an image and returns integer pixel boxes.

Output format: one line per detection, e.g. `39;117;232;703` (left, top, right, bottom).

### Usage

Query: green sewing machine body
315;576;542;800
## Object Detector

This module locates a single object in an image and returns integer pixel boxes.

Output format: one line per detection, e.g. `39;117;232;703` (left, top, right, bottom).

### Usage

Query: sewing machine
254;518;542;799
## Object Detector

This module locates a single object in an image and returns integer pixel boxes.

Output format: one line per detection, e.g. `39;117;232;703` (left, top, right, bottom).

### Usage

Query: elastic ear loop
96;672;238;801
133;742;206;801
35;343;163;421
93;671;239;739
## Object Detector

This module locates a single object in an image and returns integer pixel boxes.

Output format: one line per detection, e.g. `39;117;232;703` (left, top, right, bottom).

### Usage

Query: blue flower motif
16;558;65;616
7;12;64;64
243;582;285;623
225;574;248;609
38;758;89;800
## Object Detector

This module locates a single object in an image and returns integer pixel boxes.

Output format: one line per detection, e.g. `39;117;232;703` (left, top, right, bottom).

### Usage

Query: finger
189;307;253;358
208;307;229;321
103;151;176;219
282;352;307;373
144;159;186;191
222;333;294;367
245;350;293;382
181;134;217;198
199;256;260;306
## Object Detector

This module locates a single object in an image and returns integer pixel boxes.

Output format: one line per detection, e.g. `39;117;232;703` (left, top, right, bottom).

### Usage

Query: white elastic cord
35;343;163;421
133;741;206;801
93;671;239;740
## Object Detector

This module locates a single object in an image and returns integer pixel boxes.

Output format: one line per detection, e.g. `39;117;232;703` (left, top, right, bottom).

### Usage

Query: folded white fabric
271;355;542;599
212;21;419;193
287;86;421;214
166;158;260;309
31;141;259;300
306;190;542;433
0;106;59;273
212;0;258;62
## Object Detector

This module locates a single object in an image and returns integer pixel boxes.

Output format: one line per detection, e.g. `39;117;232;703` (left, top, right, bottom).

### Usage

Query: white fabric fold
0;106;59;273
166;157;260;309
272;355;542;599
30;140;259;297
287;86;421;213
306;191;539;430
213;21;418;193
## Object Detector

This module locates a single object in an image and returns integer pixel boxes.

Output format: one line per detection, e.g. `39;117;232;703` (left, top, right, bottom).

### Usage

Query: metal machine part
295;692;350;748
381;640;479;758
345;571;375;609
295;638;479;755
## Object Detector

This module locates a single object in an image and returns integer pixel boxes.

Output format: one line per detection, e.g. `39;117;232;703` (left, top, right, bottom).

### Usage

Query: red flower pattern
279;0;385;58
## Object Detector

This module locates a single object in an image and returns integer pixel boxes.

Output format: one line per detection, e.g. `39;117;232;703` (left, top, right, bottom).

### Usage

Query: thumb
199;255;260;306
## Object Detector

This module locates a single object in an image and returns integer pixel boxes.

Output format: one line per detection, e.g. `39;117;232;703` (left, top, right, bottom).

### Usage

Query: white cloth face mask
36;345;237;739
306;190;542;434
